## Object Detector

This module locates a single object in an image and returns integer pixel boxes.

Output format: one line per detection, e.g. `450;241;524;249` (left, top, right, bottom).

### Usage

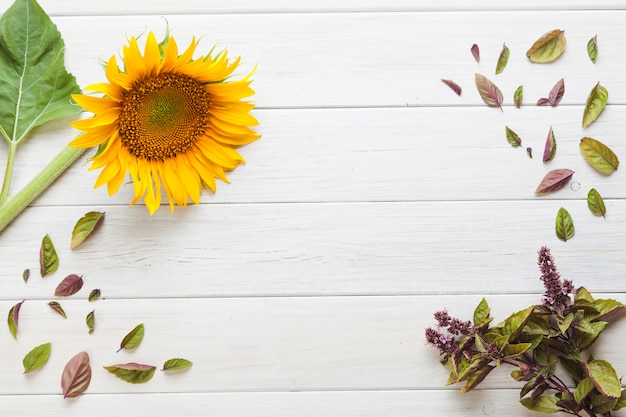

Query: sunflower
70;31;260;214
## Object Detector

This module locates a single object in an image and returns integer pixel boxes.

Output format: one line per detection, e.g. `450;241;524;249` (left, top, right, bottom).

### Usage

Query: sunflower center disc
119;73;210;160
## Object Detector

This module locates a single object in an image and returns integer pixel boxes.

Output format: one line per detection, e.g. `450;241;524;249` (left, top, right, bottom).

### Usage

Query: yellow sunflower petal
72;94;117;114
70;107;120;130
177;154;201;204
94;157;122;190
142;32;161;76
159;36;179;72
105;55;132;91
69;123;116;148
84;82;125;102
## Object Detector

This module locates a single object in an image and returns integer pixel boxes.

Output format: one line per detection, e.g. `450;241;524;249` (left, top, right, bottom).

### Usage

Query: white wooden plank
1;201;625;298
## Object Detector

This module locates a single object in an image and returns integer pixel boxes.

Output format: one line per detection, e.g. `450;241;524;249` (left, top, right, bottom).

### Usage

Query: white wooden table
1;1;625;415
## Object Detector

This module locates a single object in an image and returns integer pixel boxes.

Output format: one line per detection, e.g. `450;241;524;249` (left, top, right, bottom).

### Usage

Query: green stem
0;145;86;233
0;140;17;205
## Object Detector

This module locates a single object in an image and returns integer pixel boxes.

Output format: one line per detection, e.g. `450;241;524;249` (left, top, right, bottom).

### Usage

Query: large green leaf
0;0;80;144
584;359;622;398
520;395;565;413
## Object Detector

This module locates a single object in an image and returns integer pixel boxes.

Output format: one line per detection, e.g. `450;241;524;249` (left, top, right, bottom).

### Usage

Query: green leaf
587;188;606;218
0;0;81;144
22;268;29;283
543;127;556;162
580;137;619;174
23;342;51;373
502;306;534;342
514;85;523;108
573;377;595;404
47;301;67;318
582;83;608;127
7;300;24;339
614;389;626;411
587;35;598;64
556;313;574;334
162;358;193;371
86;309;95;334
590;298;626;323
103;363;156;384
39;234;59;277
575;287;594;303
555;207;574;242
526;29;566;63
71;212;105;249
495;43;509;74
502;342;532;358
88;288;101;302
520;395;565;413
571;321;607;352
473;298;490;326
117;323;145;352
505;126;522;147
589;392;618;414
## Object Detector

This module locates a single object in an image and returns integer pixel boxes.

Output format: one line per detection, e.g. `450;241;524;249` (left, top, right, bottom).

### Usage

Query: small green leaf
103;363;156;384
556;313;574;334
162;358;193;371
71;212;105;249
582;83;608;127
584;359;621;398
573;377;595;404
614;389;626;411
555;207;575;242
526;29;566;63
502;306;534;342
589;392;618;414
502;342;532;358
22;268;29;283
40;234;59;277
587;188;606;218
505;126;522;147
88;289;101;302
495;43;509;74
543;126;557;162
473;298;490;326
86;310;95;334
7;300;24;339
23;342;51;374
520;395;565;413
117;323;145;352
587;35;598;63
580;137;619;174
514;85;523;108
47;301;67;319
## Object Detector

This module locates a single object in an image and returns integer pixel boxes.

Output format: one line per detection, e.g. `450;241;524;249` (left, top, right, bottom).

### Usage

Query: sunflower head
70;31;260;214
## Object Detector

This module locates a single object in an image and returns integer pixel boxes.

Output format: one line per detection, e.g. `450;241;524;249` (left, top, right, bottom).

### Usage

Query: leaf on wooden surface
117;323;145;352
475;73;503;110
441;79;462;96
582;83;608;128
471;43;480;62
162;358;193;371
23;342;51;374
495;43;509;74
536;97;550;106
543;127;557;162
583;359;621;398
104;363;156;384
556;207;575;242
86;310;95;334
526;29;566;63
40;234;59;277
48;301;67;319
71;211;105;249
548;78;565;106
7;300;24;339
61;351;91;398
505;126;522;147
535;169;574;194
514;85;523;108
587;35;598;63
54;274;84;297
526;147;533;159
22;268;29;283
88;289;101;302
587;188;606;218
579;137;619;174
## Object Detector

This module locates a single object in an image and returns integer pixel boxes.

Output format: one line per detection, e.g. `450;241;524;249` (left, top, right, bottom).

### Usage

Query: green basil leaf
71;211;105;249
580;137;619;174
117;323;145;352
556;207;575;242
520;395;565;413
7;300;24;339
583;359;622;398
505;126;522;147
543;126;557;162
495;43;509;74
23;342;51;374
526;29;566;63
88;289;101;302
582;83;608;128
104;363;156;384
40;234;59;277
587;35;598;63
587;188;606;218
162;358;193;371
47;301;67;319
86;310;95;334
514;85;523;108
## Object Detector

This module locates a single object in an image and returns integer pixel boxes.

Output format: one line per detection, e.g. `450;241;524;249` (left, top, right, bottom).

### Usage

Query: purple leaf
543;127;557;162
474;73;503;110
441;79;462;96
536;98;550;106
535;169;574;194
61;352;92;398
548;78;565;106
54;274;84;297
48;301;67;319
471;43;480;62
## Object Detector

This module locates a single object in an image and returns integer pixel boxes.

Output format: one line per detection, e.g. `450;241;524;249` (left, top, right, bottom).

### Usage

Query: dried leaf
582;82;608;128
117;323;145;352
526;29;566;63
22;269;29;283
514;85;523;108
441;79;462;96
495;43;509;74
162;358;193;371
587;188;606;218
104;363;156;384
556;207;575;242
543;127;557;162
505;126;522;147
475;73;503;110
40;234;59;277
61;351;91;398
587;35;598;63
86;310;95;334
526;147;533;159
54;274;84;297
88;289;101;302
48;301;67;319
71;211;105;249
7;300;24;339
580;137;619;174
471;43;480;62
23;342;51;374
535;169;574;194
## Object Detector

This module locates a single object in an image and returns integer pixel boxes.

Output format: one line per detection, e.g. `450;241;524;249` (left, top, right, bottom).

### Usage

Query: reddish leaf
475;73;503;110
535;169;574;194
471;43;480;62
54;274;84;297
536;98;550;106
548;78;565;106
48;301;67;319
526;147;533;159
61;352;92;399
543;127;557;162
7;300;24;339
441;79;462;96
104;362;156;384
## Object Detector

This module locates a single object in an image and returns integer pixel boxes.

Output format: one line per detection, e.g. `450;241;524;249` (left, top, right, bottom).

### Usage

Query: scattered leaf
61;351;91;398
441;79;462;96
495;43;509;74
579;137;619;174
40;234;59;277
543;127;557;162
587;188;606;218
117;323;145;352
587;35;598;63
23;342;52;374
526;29;566;63
582;82;608;128
48;301;67;318
548;78;565;106
556;207;575;242
471;43;480;62
71;211;105;249
505;126;522;147
7;300;24;339
86;310;95;334
475;73;503;110
22;269;29;283
536;97;550;106
162;358;193;371
88;289;101;302
535;169;574;194
54;274;84;297
103;363;156;384
526;147;533;159
514;85;523;108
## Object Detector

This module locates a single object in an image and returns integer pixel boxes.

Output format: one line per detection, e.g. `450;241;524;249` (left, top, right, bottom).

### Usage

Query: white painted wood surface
0;1;625;416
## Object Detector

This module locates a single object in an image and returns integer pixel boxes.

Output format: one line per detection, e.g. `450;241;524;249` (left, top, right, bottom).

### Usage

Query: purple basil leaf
441;79;462;96
471;43;480;62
